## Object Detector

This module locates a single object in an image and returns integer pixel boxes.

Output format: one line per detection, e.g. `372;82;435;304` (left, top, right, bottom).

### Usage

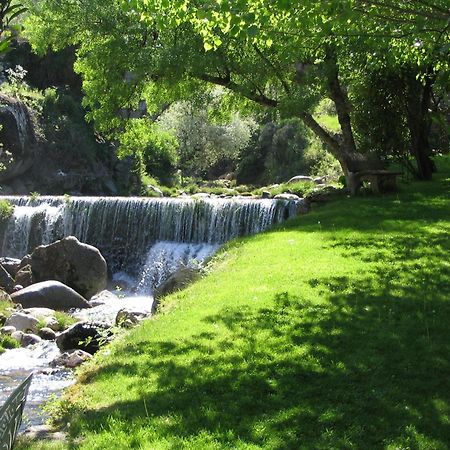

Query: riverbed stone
287;175;314;184
21;332;42;346
51;349;93;368
5;311;39;333
10;330;42;346
38;327;57;340
11;280;91;310
274;193;301;201
23;307;56;319
116;309;150;328
56;321;112;354
0;325;16;335
22;307;61;331
89;290;119;307
154;266;200;298
30;236;107;298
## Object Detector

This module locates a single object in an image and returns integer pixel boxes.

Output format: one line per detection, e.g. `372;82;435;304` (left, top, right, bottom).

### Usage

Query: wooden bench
0;374;33;450
347;170;402;196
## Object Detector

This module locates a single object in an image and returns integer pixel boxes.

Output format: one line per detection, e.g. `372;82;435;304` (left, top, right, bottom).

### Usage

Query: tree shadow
67;271;450;448
57;174;450;448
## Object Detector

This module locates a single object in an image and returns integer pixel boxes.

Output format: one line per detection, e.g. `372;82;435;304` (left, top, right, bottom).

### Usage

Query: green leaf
247;25;258;37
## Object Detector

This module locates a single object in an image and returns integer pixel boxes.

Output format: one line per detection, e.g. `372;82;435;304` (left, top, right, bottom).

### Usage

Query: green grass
0;334;19;354
18;158;450;449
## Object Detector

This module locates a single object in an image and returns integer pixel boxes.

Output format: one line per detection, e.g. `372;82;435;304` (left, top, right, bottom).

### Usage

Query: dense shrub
0;199;14;221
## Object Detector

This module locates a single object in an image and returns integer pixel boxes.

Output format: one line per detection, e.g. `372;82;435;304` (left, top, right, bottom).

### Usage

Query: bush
0;335;19;354
119;119;178;186
0;199;14;221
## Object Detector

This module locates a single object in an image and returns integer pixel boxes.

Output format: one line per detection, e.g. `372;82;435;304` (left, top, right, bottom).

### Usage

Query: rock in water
39;327;57;340
11;280;91;310
154;266;200;298
51;349;92;368
56;321;111;354
30;236;107;298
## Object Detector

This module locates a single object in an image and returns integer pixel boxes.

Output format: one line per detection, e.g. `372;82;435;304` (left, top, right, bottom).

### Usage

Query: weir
0;196;301;276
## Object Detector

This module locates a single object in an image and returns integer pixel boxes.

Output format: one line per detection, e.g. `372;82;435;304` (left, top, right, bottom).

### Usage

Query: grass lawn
18;159;450;449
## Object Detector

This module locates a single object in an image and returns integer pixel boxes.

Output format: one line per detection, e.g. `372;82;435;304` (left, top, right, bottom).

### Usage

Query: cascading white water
136;241;219;294
0;195;300;275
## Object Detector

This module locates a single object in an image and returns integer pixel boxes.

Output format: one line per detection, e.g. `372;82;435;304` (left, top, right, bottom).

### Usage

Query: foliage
237;119;337;185
158;101;257;179
17;156;450;449
0;199;14;221
24;0;450;181
0;334;19;354
53;311;77;331
119;119;178;185
0;1;27;55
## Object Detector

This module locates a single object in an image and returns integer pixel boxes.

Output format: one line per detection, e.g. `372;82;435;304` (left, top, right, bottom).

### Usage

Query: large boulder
15;264;33;288
56;321;112;354
11;280;91;310
5;312;39;333
30;236;107;298
154;266;200;298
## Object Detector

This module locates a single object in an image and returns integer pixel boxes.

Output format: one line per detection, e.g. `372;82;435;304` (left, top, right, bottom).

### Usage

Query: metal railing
0;374;33;450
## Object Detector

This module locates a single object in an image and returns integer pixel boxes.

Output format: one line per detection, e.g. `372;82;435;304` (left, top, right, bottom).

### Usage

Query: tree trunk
324;47;358;164
405;70;435;180
299;112;350;174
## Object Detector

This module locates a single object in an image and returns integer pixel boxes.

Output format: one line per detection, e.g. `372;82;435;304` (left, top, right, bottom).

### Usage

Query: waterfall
0;196;302;275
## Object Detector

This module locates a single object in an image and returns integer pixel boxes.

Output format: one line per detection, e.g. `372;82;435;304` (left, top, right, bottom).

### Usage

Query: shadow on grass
57;173;450;449
65;231;450;449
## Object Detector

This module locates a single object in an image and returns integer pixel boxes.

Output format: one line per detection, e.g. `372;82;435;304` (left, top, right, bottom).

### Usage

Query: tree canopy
23;0;449;179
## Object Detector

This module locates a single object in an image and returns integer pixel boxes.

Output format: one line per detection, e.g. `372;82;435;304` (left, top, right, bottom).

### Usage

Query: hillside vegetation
19;158;450;449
